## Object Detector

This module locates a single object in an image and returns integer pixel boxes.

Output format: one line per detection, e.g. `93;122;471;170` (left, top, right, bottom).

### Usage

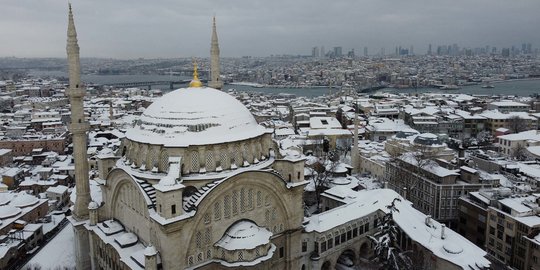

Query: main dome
125;87;266;146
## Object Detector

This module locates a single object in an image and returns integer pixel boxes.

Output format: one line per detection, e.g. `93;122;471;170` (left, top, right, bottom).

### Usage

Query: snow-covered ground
25;223;75;269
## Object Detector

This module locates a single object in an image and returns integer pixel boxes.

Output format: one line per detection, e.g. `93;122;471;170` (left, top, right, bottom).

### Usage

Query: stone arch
359;242;369;258
185;171;297;262
321;261;332;270
184;186;198;199
106;169;151;243
337;249;356;268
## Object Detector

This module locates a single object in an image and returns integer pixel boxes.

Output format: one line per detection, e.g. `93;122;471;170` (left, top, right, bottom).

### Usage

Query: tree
513;143;529;161
305;150;340;213
507;115;528;133
369;198;413;270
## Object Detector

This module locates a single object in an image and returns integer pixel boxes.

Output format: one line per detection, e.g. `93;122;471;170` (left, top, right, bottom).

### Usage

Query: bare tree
513;143;529;161
305;150;340;213
507;116;528;133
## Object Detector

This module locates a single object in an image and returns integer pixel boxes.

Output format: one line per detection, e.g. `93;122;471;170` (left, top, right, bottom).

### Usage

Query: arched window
196;231;202;248
257;191;262;207
220;151;228;169
148;148;158;169
248;189;253;210
265;209;270;223
240;188;246;212
214;202;221;220
191;151;199;172
224;196;231;218
238;251;243;261
205;152;214;171
204;228;211;244
232;190;238;215
159;150;169;172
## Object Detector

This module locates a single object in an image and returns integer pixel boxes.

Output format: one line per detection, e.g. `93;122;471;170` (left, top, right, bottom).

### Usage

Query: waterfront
28;70;540;97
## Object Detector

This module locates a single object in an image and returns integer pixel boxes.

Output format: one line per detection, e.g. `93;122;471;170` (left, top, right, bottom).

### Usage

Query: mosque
66;5;491;270
67;5;307;270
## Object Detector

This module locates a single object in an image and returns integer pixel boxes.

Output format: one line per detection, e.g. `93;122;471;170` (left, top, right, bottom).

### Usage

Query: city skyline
1;0;540;59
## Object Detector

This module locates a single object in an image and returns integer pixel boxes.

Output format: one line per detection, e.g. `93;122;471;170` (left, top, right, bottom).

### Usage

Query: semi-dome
125;87;266;146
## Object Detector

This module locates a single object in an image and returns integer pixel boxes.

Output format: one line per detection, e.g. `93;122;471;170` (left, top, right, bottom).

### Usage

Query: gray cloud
1;0;539;58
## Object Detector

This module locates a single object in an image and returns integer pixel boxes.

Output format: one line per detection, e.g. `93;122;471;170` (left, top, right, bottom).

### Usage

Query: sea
27;70;540;98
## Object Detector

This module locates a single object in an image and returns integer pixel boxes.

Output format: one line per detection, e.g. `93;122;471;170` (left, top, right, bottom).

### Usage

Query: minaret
209;17;223;90
67;3;91;220
67;5;92;270
352;98;360;173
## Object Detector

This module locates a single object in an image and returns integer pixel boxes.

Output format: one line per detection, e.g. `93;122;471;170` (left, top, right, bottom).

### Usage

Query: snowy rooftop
306;188;490;269
125;87;268;147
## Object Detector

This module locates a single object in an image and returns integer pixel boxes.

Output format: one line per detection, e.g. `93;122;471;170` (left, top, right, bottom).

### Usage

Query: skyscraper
209;17;223;90
312;46;319;58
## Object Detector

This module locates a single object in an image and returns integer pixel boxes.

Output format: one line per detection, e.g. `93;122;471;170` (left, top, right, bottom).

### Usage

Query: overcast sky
1;0;539;59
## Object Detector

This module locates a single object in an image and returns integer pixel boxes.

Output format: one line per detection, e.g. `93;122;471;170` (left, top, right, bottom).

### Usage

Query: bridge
104;79;208;90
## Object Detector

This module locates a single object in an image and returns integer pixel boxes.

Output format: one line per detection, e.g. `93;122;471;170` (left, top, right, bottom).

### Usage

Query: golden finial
189;59;203;88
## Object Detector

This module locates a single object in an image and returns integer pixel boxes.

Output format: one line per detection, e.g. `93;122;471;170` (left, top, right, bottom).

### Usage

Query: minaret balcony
67;88;86;98
69;122;90;134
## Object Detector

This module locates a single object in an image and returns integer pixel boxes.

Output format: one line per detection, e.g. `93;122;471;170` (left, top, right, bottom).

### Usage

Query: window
214;202;221;220
171;204;176;215
321;242;327;252
224;196;231;217
335;235;340;246
364;223;369;232
353;228;358;238
257;191;262;207
232;191;238;215
279;247;285;258
302;241;307;252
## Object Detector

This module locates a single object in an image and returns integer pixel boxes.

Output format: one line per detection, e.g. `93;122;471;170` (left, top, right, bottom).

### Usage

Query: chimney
441;224;446;239
425;215;431;226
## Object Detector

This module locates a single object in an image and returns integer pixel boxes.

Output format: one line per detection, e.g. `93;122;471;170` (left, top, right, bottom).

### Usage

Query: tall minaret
352;98;360;173
67;5;92;270
67;3;90;220
209;17;223;90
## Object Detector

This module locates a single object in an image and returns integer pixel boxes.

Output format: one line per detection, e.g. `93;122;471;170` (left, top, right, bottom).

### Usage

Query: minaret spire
209;16;223;89
66;3;90;220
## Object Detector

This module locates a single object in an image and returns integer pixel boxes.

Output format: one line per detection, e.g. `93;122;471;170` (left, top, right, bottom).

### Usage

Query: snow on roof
125;87;268;147
46;185;69;194
215;220;272;251
309;117;342;129
479;110;535;120
305;189;490;269
498;195;540;215
498;130;540;141
400;153;459;178
490;100;530;107
98;219;124;236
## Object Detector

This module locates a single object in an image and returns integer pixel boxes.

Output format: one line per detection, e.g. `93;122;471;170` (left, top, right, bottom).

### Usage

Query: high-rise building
333;46;342;58
209;17;223;90
320;46;325;57
312;46;319;58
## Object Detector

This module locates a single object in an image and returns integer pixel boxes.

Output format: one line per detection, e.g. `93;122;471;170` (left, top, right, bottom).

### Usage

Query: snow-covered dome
126;87;266;146
0;193;13;206
9;193;39;208
0;205;21;219
413;133;442;146
215;220;272;251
